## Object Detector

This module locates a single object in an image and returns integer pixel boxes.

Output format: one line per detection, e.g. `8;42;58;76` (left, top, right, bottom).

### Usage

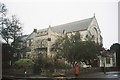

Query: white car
80;62;91;68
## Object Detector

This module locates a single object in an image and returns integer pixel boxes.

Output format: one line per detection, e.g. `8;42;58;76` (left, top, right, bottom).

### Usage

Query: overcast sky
0;0;119;49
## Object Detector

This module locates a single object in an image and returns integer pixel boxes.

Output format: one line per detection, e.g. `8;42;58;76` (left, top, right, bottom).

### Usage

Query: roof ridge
52;17;93;28
36;16;94;33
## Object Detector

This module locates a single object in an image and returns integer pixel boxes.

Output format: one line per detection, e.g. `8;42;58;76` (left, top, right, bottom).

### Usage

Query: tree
0;3;24;66
10;15;22;44
110;43;120;53
0;3;7;15
80;41;103;66
2;17;22;60
0;3;22;45
0;3;10;44
0;3;7;26
52;32;103;67
62;33;81;65
110;43;120;70
10;15;22;59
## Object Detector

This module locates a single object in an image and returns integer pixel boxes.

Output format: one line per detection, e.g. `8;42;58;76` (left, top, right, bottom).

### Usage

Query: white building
99;51;116;67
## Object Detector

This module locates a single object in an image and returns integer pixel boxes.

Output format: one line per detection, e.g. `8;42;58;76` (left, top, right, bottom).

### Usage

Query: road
77;71;120;78
2;71;120;80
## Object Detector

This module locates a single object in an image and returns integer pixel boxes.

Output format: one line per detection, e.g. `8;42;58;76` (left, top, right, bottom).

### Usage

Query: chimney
33;29;37;33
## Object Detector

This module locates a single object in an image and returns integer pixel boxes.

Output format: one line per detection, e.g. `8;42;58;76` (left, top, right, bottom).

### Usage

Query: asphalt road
78;71;120;78
2;71;120;80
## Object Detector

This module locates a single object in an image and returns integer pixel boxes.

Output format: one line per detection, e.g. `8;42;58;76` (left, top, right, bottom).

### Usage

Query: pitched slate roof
16;35;28;42
26;32;36;40
52;17;93;33
37;17;93;33
21;35;29;41
38;28;47;33
26;17;94;40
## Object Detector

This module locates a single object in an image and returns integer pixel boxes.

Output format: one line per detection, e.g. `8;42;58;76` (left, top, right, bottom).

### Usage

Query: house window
48;38;51;41
27;40;29;47
29;39;31;46
106;57;110;64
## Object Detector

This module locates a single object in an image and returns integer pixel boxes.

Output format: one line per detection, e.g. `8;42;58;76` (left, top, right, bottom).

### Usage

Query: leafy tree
80;41;103;66
110;43;120;53
0;3;22;46
0;3;7;16
52;32;103;67
0;3;7;26
0;3;10;44
10;15;23;59
10;15;22;44
0;3;23;61
1;18;12;44
62;33;81;65
110;43;120;70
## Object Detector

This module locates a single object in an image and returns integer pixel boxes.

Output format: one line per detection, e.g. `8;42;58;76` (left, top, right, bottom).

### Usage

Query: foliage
1;15;23;46
33;53;70;73
110;43;120;53
54;60;71;69
0;3;7;15
15;58;34;69
110;43;120;67
0;3;9;43
0;3;22;46
33;54;54;73
0;3;23;61
52;32;103;66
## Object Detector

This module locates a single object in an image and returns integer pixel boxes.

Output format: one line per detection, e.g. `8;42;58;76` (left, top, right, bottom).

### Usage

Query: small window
48;38;51;41
106;57;110;64
86;34;88;38
29;39;31;46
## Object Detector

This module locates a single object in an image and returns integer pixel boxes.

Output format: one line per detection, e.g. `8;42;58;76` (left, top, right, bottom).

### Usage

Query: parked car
80;62;91;68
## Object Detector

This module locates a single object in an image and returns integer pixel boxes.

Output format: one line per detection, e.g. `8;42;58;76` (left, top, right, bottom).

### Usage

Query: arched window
93;27;98;43
41;39;47;47
93;27;98;36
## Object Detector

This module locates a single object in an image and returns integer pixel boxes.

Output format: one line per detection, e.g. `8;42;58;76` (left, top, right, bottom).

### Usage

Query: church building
24;16;103;59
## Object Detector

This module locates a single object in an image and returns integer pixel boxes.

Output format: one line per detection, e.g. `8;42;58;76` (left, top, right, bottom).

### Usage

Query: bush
54;61;71;69
14;58;34;69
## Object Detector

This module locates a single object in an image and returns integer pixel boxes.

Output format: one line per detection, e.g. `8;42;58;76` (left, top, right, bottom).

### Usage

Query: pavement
77;71;120;78
2;71;120;80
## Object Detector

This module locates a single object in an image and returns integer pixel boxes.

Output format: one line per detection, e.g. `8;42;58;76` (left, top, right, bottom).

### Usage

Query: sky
0;0;119;49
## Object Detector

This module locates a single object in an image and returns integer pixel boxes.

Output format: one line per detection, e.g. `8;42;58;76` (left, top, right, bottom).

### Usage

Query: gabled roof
26;16;94;40
38;28;47;32
52;17;93;33
37;17;94;33
26;32;36;40
17;35;29;42
20;35;29;41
